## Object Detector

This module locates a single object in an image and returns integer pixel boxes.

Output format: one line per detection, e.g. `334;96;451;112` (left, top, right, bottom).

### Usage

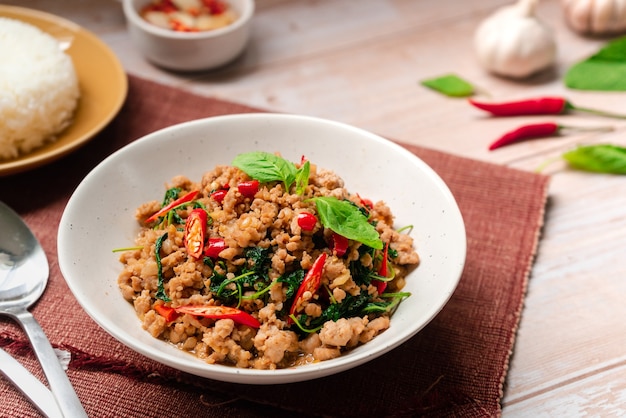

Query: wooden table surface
5;0;626;415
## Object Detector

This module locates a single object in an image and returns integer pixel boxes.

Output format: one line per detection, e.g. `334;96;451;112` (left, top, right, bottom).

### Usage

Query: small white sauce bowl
122;0;254;71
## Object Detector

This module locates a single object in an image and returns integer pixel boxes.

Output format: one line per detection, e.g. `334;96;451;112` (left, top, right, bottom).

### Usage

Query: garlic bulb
474;0;557;79
562;0;626;35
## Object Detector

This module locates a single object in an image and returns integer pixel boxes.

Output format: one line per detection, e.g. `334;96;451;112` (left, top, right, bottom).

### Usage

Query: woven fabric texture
0;75;549;418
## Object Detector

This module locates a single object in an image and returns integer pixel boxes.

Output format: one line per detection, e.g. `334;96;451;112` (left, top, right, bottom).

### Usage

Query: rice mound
0;17;80;160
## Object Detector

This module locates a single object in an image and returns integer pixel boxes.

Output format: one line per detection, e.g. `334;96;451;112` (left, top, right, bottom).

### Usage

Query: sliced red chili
145;190;199;224
378;242;389;277
374;280;387;295
211;189;227;203
210;185;229;203
289;253;327;321
237;180;259;199
184;209;207;259
154;304;179;322
170;20;196;32
174;305;260;328
144;0;177;13
297;212;317;231
357;193;373;210
374;242;390;294
203;0;227;14
330;232;349;257
204;237;226;258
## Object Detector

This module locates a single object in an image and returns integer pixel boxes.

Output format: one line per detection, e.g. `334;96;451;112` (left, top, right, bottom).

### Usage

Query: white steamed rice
0;17;80;160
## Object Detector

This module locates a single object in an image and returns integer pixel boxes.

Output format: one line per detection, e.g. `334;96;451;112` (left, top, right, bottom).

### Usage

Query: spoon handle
0;347;63;418
13;309;88;418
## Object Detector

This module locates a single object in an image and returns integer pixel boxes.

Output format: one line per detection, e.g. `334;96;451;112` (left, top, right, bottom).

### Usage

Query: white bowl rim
122;0;255;40
58;113;466;384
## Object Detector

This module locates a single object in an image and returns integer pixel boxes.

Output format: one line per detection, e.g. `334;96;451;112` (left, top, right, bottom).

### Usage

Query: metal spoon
0;201;87;418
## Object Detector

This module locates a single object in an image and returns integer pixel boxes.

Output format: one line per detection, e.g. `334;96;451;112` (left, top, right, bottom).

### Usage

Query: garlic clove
143;11;171;30
474;0;557;79
591;0;626;33
562;0;626;35
563;0;593;33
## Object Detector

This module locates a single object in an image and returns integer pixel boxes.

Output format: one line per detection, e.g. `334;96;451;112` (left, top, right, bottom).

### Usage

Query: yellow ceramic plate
0;5;128;176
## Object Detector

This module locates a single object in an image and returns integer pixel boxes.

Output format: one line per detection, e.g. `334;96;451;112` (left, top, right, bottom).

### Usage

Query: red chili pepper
374;242;390;294
330;232;349;257
154;304;179;322
378;242;389;278
297;212;317;231
289;253;327;322
489;122;560;150
184;209;207;259
237;180;259;199
470;97;626;119
489;123;613;150
174;305;261;328
357;193;373;210
170;20;197;32
145;190;199;224
211;189;227;203
187;7;201;17
210;185;229;203
469;97;567;116
143;0;177;13
146;0;227;15
204;237;226;258
202;0;227;14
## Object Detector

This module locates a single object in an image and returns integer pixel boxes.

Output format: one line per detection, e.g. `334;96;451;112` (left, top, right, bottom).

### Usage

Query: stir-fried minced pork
118;152;419;369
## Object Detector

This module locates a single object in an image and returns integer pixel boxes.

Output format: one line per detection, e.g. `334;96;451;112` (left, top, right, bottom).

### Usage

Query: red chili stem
567;103;626;120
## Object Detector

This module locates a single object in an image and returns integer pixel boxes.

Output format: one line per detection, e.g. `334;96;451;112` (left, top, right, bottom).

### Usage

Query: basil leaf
563;144;626;174
313;197;383;249
421;74;475;97
591;35;626;61
565;61;626;91
162;187;182;206
233;152;297;191
295;160;310;195
565;36;626;91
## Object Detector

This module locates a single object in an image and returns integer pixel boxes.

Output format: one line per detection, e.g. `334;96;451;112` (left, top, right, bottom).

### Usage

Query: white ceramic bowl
58;113;466;384
122;0;254;71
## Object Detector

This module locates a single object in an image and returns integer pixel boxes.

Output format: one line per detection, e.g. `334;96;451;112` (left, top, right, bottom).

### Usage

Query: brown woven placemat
0;75;549;417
